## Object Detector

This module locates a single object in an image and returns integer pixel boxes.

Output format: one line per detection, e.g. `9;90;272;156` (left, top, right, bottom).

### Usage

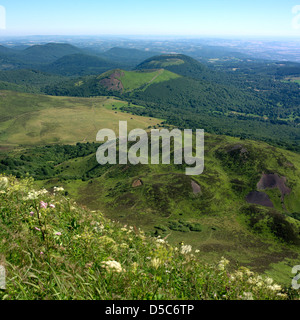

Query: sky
0;0;300;37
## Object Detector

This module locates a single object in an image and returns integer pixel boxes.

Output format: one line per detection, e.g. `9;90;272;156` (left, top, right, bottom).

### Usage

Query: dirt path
147;69;164;85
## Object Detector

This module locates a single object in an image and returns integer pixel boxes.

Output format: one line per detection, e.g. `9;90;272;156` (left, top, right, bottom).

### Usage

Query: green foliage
44;54;300;152
241;205;299;244
0;176;296;300
0;143;100;180
41;54;118;76
168;220;202;232
0;69;67;91
290;212;300;221
20;43;84;64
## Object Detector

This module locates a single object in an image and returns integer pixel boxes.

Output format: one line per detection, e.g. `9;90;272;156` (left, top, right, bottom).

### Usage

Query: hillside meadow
0;90;162;146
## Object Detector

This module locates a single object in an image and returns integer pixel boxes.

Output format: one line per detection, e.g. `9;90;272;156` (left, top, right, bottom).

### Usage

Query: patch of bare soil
99;70;124;92
257;173;291;201
245;191;274;208
191;180;201;194
132;179;143;188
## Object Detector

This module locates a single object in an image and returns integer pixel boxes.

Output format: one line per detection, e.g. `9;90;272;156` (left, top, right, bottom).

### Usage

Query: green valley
1;126;300;287
0;39;300;300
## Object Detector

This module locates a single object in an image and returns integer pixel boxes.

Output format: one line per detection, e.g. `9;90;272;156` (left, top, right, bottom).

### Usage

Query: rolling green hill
44;60;300;152
44;68;181;95
20;43;84;64
135;53;213;81
41;53;119;76
99;68;181;92
0;48;298;153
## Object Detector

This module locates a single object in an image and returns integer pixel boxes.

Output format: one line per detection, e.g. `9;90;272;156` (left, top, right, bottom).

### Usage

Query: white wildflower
218;257;230;271
244;269;254;276
23;191;38;200
0;177;8;190
268;284;282;291
37;189;48;195
53;186;64;193
242;292;254;300
247;277;256;285
102;260;123;273
23;188;49;200
180;245;192;255
264;277;273;285
151;258;162;269
235;271;244;279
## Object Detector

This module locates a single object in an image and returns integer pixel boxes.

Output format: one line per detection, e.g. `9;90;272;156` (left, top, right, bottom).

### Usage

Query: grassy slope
1;175;295;300
1;91;300;287
146;58;185;68
97;69;181;93
29;134;300;287
0;90;161;146
116;69;180;92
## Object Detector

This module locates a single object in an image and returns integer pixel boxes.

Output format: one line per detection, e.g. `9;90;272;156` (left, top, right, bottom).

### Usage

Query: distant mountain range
0;42;160;73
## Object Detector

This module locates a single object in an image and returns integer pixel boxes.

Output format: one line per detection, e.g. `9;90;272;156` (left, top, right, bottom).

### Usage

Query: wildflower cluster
101;261;124;273
0;176;297;300
23;189;48;200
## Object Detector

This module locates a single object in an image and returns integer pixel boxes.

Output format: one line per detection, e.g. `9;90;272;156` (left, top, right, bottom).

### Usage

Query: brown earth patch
132;179;143;188
257;173;291;201
191;180;201;194
99;70;124;92
246;191;274;208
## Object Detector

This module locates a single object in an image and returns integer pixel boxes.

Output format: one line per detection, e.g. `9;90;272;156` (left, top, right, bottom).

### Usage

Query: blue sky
0;0;300;37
